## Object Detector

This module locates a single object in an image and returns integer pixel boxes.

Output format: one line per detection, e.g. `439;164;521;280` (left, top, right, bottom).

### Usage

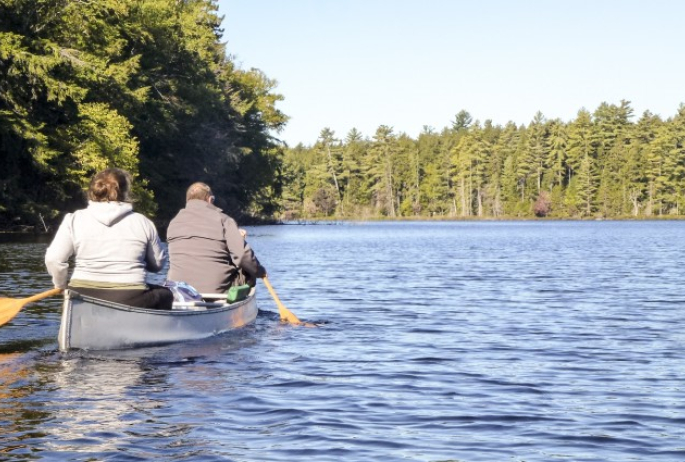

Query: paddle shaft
23;288;64;303
262;276;301;324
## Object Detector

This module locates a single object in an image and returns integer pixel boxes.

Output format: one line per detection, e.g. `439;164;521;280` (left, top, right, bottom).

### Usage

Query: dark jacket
166;200;265;293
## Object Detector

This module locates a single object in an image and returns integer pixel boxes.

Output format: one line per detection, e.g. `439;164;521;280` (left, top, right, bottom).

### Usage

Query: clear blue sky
217;0;684;146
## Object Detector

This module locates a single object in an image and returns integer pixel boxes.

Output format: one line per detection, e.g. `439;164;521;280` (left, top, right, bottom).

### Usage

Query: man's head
186;182;214;203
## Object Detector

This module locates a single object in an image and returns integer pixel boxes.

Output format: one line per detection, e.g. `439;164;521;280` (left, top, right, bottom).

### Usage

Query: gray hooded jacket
45;201;166;289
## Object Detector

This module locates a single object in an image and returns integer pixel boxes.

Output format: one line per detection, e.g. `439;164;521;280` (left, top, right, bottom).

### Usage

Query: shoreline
3;214;685;236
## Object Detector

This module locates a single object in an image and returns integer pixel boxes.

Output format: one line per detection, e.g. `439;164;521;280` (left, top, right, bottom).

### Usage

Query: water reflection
0;242;52;293
3;223;685;461
0;352;53;457
0;352;30;400
40;356;169;456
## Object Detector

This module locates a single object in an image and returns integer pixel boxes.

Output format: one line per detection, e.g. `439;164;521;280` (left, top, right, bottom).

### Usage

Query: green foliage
283;102;685;220
0;0;286;230
4;0;684;227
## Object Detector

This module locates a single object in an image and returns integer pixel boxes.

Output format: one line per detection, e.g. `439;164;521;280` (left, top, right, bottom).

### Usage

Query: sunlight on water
1;221;685;461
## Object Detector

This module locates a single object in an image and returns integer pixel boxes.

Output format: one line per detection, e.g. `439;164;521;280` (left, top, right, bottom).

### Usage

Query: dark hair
186;182;213;203
87;168;132;202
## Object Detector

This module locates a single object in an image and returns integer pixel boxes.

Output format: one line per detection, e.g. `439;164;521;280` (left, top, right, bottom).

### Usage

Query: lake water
1;220;684;461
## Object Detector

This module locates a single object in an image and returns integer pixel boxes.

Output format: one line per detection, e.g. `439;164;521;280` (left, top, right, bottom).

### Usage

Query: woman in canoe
45;168;173;309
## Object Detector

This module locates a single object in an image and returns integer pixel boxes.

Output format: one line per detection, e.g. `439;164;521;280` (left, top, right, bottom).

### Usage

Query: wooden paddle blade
0;288;63;327
262;277;301;324
278;304;301;324
0;298;26;327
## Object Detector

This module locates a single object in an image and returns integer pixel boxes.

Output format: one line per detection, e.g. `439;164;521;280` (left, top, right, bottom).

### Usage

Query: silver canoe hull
58;289;258;351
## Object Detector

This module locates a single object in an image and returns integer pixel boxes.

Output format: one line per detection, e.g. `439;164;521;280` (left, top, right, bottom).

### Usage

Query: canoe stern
58;289;258;351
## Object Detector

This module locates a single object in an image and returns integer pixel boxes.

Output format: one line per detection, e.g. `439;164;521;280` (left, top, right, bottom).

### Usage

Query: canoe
57;288;258;351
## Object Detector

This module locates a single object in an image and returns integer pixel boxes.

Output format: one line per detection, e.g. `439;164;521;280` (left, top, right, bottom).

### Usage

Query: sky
216;0;684;146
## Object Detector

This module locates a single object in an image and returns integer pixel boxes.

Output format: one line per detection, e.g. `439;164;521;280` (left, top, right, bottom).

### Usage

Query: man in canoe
45;168;173;309
166;182;266;294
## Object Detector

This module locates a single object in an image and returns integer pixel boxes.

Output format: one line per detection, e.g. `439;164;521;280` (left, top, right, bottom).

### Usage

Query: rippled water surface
1;221;685;461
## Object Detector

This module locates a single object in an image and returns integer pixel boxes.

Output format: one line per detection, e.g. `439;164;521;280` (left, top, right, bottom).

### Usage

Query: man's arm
223;218;266;278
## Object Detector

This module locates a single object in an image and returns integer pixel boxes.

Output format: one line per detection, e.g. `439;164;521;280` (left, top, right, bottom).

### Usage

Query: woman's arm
144;219;167;273
44;214;76;289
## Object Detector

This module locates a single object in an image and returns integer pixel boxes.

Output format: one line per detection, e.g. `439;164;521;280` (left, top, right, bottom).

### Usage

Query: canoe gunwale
65;289;254;316
58;288;258;351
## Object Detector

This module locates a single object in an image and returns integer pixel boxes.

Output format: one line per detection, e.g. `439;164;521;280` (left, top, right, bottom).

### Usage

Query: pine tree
366;126;398;217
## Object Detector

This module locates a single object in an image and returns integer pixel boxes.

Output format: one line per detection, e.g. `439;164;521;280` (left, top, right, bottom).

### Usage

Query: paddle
262;276;302;324
0;288;63;327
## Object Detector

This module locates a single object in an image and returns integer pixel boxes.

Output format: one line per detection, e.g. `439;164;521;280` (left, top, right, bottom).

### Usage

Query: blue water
1;221;684;461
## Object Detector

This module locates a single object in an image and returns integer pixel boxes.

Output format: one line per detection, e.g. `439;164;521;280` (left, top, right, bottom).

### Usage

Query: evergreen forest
2;0;684;231
283;103;685;220
0;0;286;232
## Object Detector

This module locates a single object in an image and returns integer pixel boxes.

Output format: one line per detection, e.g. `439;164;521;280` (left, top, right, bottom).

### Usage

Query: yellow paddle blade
262;276;301;324
0;299;25;327
0;288;63;327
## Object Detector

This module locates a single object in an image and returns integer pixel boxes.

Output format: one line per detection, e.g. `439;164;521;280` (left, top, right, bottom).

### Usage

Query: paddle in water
0;288;63;327
262;276;302;324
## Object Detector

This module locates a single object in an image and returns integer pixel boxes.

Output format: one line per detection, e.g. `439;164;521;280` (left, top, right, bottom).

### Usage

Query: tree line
282;101;685;220
0;0;286;232
3;1;684;230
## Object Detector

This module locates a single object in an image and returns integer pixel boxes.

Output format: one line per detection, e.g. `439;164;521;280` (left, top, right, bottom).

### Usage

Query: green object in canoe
227;284;251;303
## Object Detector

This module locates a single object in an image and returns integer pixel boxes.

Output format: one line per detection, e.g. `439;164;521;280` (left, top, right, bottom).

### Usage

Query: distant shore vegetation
1;1;684;233
282;103;685;221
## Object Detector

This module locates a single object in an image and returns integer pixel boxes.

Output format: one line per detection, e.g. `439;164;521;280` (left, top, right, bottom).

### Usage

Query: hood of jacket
85;201;134;226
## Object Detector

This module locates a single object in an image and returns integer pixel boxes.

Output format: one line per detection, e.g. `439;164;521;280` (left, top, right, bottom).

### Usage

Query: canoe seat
171;300;226;311
201;284;251;304
201;293;229;300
